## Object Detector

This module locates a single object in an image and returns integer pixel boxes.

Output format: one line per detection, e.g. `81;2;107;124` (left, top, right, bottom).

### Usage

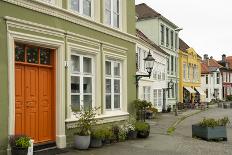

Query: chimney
203;54;209;60
222;54;226;62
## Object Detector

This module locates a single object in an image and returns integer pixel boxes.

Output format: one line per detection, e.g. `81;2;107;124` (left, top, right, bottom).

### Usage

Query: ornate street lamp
168;79;174;90
136;50;155;98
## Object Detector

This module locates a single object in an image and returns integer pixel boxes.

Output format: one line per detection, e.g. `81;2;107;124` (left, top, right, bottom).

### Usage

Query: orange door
24;66;39;141
38;67;52;142
15;65;25;135
15;66;54;143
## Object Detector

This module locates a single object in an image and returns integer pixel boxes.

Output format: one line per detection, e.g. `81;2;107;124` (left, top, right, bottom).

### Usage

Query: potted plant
192;117;230;141
74;107;98;150
102;127;113;145
118;125;127;142
124;116;137;140
133;100;152;121
135;121;150;138
90;128;105;148
9;135;31;155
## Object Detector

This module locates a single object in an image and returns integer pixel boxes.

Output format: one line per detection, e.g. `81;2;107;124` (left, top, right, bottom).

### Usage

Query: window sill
65;111;129;124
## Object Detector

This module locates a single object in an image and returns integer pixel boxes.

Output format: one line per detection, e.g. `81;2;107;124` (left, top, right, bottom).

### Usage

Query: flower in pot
135;121;150;138
90;128;105;148
73;107;98;150
9;135;31;155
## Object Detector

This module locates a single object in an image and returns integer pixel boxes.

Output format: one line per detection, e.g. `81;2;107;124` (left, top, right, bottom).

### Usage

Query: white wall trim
3;0;136;43
7;30;66;149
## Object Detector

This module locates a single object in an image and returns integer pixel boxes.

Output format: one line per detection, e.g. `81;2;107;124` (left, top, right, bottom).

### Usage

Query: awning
195;87;206;96
184;87;196;94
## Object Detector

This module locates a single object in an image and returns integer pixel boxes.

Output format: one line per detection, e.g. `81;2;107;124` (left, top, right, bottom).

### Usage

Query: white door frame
7;30;66;149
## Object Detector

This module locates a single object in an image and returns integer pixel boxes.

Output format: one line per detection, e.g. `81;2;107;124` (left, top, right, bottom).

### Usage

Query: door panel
24;66;39;142
38;67;52;142
15;65;25;135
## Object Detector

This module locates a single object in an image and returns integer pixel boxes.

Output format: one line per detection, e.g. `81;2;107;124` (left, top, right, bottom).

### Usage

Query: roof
217;56;232;69
136;3;161;20
136;3;178;28
201;58;223;74
201;63;209;74
179;38;190;52
136;29;169;56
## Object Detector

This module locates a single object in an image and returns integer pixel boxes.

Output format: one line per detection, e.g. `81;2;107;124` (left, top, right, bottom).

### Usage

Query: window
162;72;165;80
161;25;165;45
183;63;187;80
69;0;92;17
167;58;170;74
166;28;169;47
188;64;190;79
171;56;174;74
158;90;162;107
206;75;208;84
143;86;151;101
172;83;175;98
105;60;122;110
136;47;141;71
105;0;120;28
217;73;220;84
175;33;178;50
71;54;94;111
153;90;158;107
153;71;157;80
171;30;174;49
206;89;208;98
143;50;147;72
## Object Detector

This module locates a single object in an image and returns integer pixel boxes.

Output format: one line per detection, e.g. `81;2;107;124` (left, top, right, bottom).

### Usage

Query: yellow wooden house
179;39;205;103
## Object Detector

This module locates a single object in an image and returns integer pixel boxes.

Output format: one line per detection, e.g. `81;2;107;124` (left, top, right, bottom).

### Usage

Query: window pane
106;79;111;93
106;95;111;109
114;95;120;109
83;95;92;110
83;77;92;93
71;95;80;112
70;0;80;12
105;61;111;75
40;48;51;65
71;55;80;73
83;0;91;16
113;13;119;28
83;57;92;73
114;62;120;76
27;47;38;64
71;76;80;93
105;10;111;25
105;0;111;10
114;80;120;93
113;0;119;13
15;44;25;62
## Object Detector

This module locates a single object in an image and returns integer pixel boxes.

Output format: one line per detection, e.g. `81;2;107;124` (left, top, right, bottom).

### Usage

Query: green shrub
199;117;230;128
135;121;150;132
15;136;31;148
133;99;152;110
103;127;113;140
91;128;105;139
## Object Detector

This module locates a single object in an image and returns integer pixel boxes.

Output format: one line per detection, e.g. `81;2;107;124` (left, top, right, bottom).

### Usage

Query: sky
135;0;232;60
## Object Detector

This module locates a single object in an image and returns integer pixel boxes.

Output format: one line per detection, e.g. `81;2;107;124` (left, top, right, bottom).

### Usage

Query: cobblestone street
61;108;232;155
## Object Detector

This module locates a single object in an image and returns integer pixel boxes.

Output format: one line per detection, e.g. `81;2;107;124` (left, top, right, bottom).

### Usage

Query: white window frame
68;0;94;19
153;89;158;107
70;52;95;116
105;59;122;111
104;0;122;29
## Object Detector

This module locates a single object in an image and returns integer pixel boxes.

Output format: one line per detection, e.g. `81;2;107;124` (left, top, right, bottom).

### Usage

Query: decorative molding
3;0;137;43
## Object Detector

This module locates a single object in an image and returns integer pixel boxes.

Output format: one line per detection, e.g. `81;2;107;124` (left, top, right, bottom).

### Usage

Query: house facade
201;55;223;102
0;0;136;154
218;54;232;99
136;29;169;112
178;39;204;103
135;3;180;109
